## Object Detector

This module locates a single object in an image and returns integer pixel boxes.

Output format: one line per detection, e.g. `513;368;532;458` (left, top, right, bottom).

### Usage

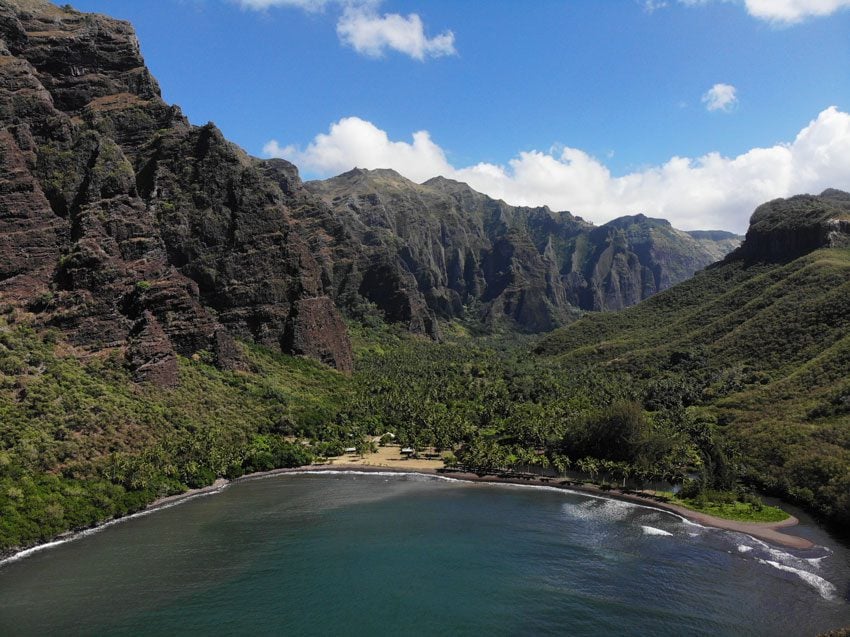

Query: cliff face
728;189;850;264
0;0;353;378
307;170;742;331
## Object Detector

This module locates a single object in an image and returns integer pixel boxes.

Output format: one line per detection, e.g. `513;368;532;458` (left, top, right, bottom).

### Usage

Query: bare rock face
284;297;353;372
0;0;353;380
126;311;178;387
307;170;742;330
731;190;850;264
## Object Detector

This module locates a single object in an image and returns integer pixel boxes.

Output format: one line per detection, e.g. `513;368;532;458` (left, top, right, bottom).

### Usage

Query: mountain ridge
307;166;742;334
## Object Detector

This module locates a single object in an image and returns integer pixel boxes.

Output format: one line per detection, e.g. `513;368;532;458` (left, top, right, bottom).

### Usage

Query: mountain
535;189;850;523
0;0;353;382
0;0;742;381
307;169;742;333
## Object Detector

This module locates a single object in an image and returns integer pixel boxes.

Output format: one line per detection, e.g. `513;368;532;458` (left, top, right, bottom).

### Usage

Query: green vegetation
0;319;349;552
536;247;850;526
0;313;758;554
651;489;789;523
3;245;848;553
672;496;789;523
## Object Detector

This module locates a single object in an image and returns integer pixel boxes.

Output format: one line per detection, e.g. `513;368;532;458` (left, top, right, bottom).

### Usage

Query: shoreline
156;463;815;549
0;462;813;565
303;464;814;549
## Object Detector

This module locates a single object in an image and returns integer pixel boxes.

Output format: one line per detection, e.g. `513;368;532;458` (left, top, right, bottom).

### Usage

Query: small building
400;447;415;456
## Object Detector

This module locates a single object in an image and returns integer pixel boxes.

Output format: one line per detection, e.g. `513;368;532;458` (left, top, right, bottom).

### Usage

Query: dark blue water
1;472;849;636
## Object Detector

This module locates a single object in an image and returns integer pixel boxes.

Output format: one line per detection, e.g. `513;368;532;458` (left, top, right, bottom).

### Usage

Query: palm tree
618;463;632;488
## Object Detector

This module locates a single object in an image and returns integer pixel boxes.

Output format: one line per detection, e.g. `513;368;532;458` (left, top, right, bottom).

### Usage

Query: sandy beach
334;464;814;549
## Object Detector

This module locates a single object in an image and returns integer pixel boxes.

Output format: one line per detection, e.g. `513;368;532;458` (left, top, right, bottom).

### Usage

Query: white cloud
264;107;850;233
744;0;850;22
702;83;738;112
235;0;455;60
675;0;850;23
265;116;453;182
643;0;670;13
337;7;455;60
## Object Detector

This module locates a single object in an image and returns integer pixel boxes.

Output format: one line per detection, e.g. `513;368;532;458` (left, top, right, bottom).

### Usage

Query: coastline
156;462;815;549
0;461;813;565
301;464;814;549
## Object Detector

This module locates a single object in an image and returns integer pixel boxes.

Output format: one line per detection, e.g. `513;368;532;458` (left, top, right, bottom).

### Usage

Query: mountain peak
730;190;850;263
337;167;407;182
603;213;672;229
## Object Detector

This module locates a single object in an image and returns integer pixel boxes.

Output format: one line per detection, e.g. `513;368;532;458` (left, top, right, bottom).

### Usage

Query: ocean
1;472;848;636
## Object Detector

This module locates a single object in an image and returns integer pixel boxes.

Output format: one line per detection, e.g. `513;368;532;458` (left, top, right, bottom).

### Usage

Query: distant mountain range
307;168;740;336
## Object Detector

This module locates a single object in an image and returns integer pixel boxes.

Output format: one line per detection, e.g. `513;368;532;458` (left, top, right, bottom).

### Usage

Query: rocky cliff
728;189;850;264
0;0;353;380
307;170;742;332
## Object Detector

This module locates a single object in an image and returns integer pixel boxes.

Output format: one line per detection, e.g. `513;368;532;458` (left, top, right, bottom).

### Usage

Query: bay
1;473;848;636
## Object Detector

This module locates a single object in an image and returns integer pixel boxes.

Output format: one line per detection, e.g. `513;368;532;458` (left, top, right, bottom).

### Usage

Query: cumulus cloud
235;0;455;60
337;7;455;59
265;116;453;182
676;0;850;23
264;107;850;232
702;83;738;112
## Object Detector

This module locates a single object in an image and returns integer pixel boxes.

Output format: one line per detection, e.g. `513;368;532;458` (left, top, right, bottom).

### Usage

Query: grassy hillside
535;247;850;523
0;315;352;552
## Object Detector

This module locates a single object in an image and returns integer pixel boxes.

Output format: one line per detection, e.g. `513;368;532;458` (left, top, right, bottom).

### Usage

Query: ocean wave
642;525;673;536
762;545;831;574
562;498;635;524
756;559;837;600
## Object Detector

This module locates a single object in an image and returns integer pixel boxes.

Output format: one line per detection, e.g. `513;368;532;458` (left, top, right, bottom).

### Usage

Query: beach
302;463;814;550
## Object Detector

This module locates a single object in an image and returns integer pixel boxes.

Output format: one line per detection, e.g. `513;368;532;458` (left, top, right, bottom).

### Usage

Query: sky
70;0;850;232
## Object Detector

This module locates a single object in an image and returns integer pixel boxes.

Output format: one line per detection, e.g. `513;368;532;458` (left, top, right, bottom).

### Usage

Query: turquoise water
1;472;849;636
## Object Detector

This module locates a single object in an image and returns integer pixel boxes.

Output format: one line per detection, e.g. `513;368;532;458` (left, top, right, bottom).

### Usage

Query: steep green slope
535;192;850;523
0;315;351;552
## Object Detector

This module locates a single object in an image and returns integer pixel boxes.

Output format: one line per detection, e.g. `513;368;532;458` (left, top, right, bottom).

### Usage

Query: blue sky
71;0;850;231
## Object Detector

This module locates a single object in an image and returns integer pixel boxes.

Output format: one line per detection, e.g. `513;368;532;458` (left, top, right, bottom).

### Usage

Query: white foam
757;559;837;600
767;546;804;564
642;525;673;536
562;498;637;524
